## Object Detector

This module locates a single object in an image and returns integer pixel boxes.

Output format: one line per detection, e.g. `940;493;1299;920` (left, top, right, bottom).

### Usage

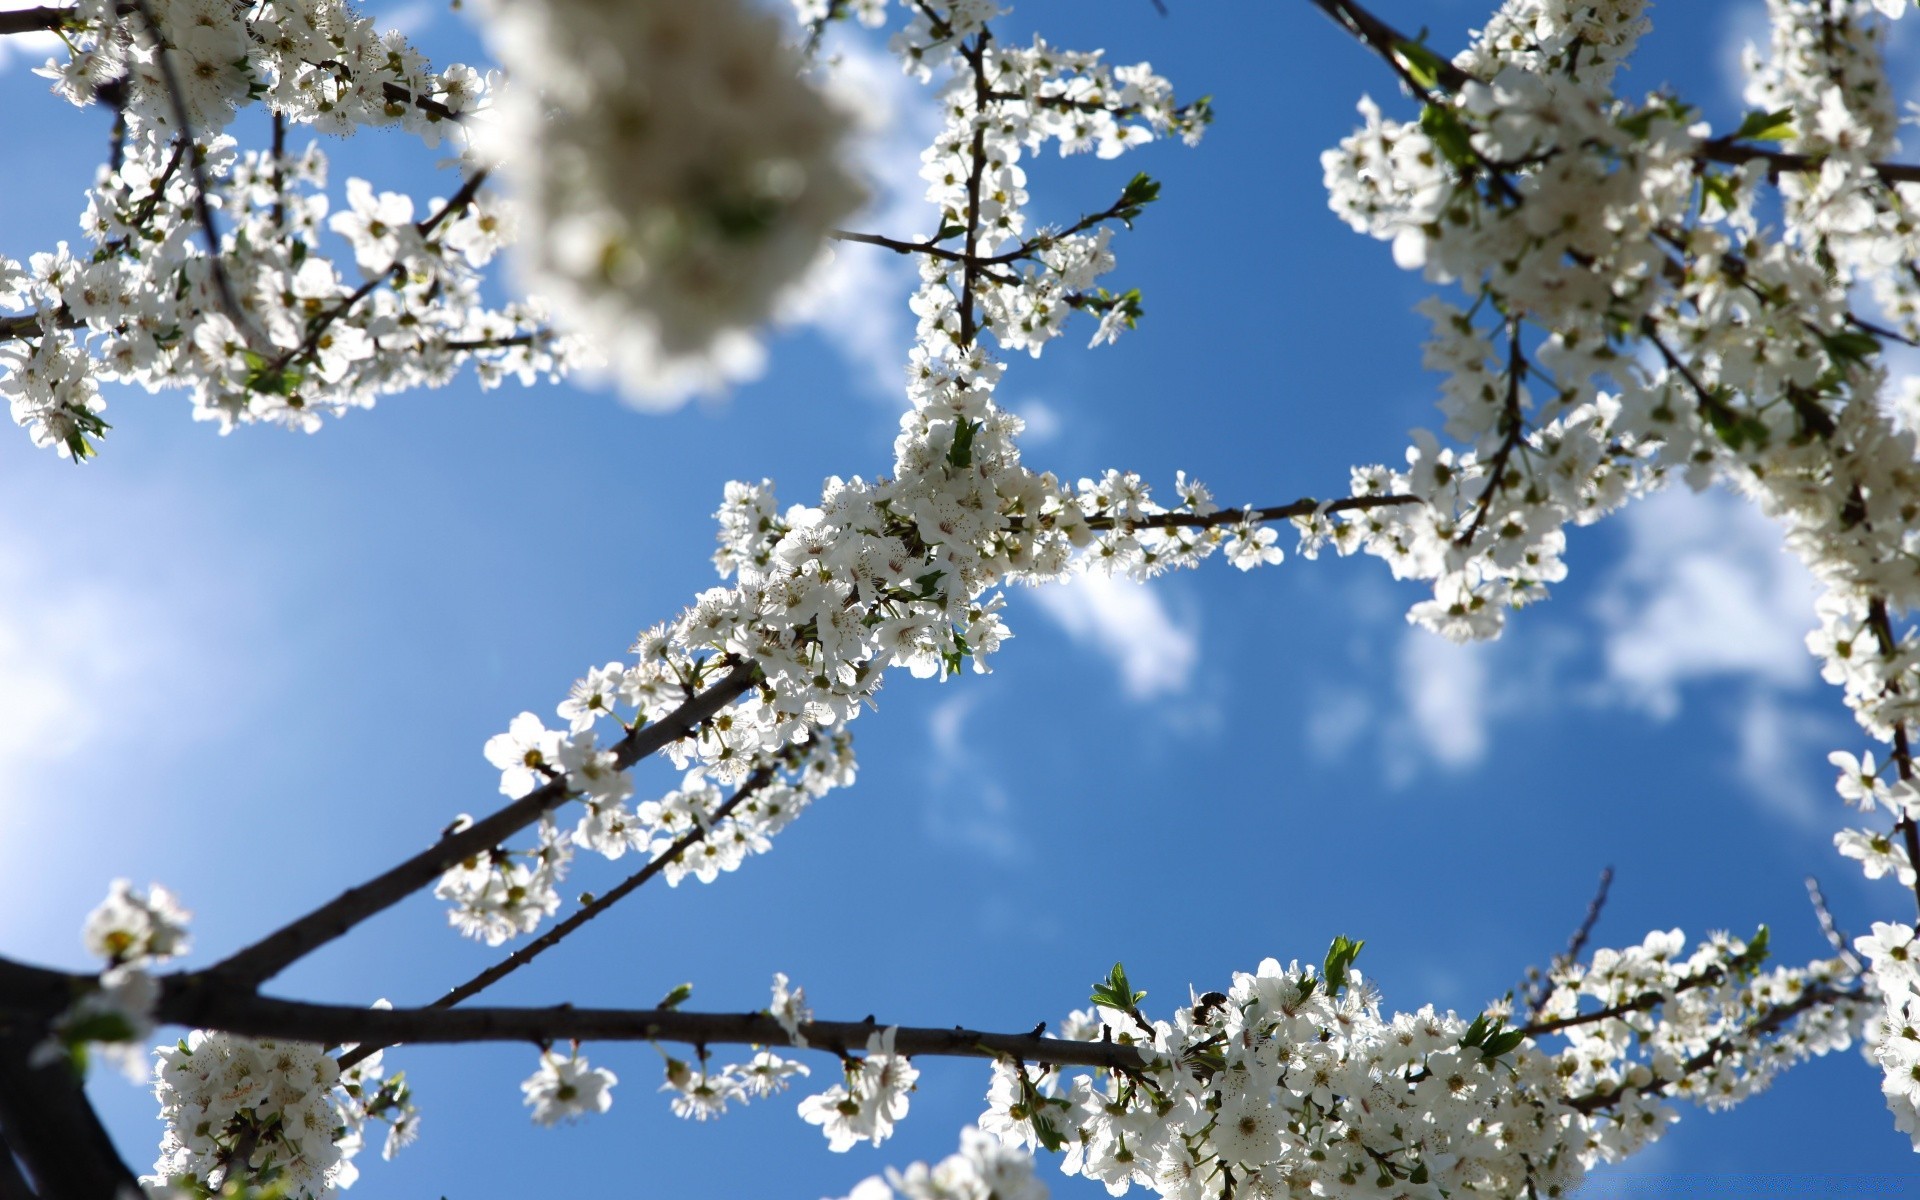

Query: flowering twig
204;659;761;990
1523;865;1613;1021
335;767;782;1070
131;0;258;346
1805;875;1864;976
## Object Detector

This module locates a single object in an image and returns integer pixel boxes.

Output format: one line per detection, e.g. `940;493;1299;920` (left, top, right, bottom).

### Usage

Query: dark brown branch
335;767;781;1071
441;330;549;353
1304;0;1473;95
1002;492;1418;537
131;0;257;345
1525;866;1613;1020
1805;875;1863;975
0;956;1146;1076
1865;599;1920;921
1697;137;1920;186
0;1027;140;1200
151;983;1155;1074
1457;319;1528;550
0;6;74;35
381;81;463;124
1566;981;1864;1114
203;659;761;990
958;30;992;348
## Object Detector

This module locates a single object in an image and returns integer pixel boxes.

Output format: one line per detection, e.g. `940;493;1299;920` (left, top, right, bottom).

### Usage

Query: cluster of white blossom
464;1;1217;950
521;1047;617;1126
798;1026;921;1151
474;0;864;405
972;936;1863;1199
1742;0;1920;333
1316;0;1920;1146
37;0;486;145
36;881;192;1081
660;1047;812;1122
441;721;855;945
1;0;564;458
831;1125;1049;1200
148;1028;415;1198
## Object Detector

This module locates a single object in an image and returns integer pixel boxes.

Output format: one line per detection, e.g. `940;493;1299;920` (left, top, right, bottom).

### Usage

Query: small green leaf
947;418;978;469
1483;1028;1526;1058
658;982;693;1010
1323;935;1365;995
1733;107;1796;143
1419;103;1476;170
1393;39;1449;91
1091;962;1146;1010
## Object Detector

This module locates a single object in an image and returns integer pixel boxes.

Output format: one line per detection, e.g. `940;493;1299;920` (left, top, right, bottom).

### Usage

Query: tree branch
1565;980;1864;1114
0;1025;140;1200
151;984;1155;1073
131;0;257;345
336;765;782;1070
202;659;761;990
0;7;74;35
1524;865;1613;1020
1697;137;1920;186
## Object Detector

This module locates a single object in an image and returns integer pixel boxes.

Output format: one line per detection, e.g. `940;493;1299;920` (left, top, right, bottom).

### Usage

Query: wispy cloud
1717;1;1771;111
779;33;941;399
1733;689;1841;828
919;689;1025;863
1009;398;1063;445
1029;572;1200;701
1592;487;1818;719
0;2;61;73
1392;629;1492;775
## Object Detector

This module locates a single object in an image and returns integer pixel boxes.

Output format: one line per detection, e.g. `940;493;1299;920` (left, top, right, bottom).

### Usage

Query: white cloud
778;33;941;398
1593;487;1820;718
0;2;61;73
1732;690;1839;828
926;690;977;771
1030;572;1199;701
918;689;1026;862
1010;399;1062;445
1717;2;1771;111
1392;628;1492;777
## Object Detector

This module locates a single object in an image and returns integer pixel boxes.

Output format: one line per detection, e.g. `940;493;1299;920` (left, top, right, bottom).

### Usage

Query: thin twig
1805;875;1863;975
131;0;259;344
202;659;761;990
1524;865;1613;1020
335;767;781;1070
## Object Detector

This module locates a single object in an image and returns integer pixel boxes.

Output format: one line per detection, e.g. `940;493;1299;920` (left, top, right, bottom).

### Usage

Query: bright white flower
771;971;812;1047
483;712;562;798
522;1048;617;1125
82;879;190;965
475;0;864;405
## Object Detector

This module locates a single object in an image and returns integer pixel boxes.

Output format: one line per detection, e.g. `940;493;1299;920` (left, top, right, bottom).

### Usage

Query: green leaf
933;223;968;242
1323;935;1365;995
1819;329;1880;366
1115;173;1161;225
1483;1028;1527;1058
658;982;693;1010
1733;107;1796;143
947;418;978;470
1393;39;1449;91
1419;103;1476;170
1091;962;1147;1011
1698;172;1738;218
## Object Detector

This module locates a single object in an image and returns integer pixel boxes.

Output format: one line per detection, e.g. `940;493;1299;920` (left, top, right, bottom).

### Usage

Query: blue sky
1;0;1917;1196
